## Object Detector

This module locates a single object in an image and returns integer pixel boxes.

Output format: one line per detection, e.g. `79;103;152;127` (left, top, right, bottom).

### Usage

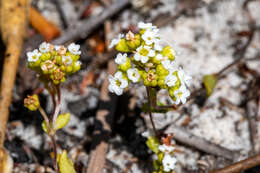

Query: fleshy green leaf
203;74;218;96
42;121;48;133
58;150;76;173
146;136;160;154
55;113;71;130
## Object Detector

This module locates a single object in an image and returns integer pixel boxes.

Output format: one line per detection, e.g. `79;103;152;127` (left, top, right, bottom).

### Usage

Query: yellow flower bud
24;94;40;111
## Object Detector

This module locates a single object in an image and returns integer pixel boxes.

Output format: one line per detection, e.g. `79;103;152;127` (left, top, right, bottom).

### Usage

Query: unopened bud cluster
27;42;82;85
24;94;40;111
108;22;191;104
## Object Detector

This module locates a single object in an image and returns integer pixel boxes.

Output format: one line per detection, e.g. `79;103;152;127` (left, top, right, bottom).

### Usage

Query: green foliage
58;150;76;173
203;74;218;96
146;136;160;154
54;113;71;130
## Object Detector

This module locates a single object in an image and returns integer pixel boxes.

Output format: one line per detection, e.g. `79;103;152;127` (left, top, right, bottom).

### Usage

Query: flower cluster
24;94;40;111
27;42;81;85
108;22;191;104
143;132;177;173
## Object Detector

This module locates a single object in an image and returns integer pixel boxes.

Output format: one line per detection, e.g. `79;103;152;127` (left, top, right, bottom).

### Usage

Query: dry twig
164;125;239;160
210;154;260;173
0;0;28;149
0;0;28;172
53;0;130;44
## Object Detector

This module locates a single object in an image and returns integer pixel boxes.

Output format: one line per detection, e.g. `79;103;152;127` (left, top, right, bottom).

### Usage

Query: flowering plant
109;22;192;172
24;42;81;173
108;22;191;104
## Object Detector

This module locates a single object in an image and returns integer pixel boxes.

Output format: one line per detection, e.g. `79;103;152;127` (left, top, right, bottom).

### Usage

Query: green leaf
55;113;71;130
203;74;218;96
42;121;49;133
146;136;160;154
58;150;76;173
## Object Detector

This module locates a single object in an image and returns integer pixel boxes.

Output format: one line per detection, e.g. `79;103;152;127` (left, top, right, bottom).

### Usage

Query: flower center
140;48;149;56
115;79;121;86
147;72;155;81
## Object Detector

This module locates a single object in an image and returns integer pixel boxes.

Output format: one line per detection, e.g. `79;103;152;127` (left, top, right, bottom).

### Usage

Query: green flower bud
40;60;56;74
51;68;66;84
156;64;169;76
126;31;141;49
161;46;175;61
118;59;131;72
24;94;40;111
40;53;52;61
56;55;62;65
71;54;80;62
65;66;73;73
72;61;81;73
115;39;130;52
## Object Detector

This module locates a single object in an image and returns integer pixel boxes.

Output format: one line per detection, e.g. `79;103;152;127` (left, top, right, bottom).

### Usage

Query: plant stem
50;135;59;173
146;87;158;136
38;106;51;130
52;85;61;127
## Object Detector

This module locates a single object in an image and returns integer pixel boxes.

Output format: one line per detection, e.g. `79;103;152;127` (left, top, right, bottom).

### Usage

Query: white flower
162;154;177;172
154;42;163;51
161;60;177;71
127;68;140;83
54;45;61;51
165;74;177;87
108;71;128;95
39;42;50;53
155;53;167;61
27;49;41;62
68;43;81;55
158;144;175;153
115;53;127;65
142;30;159;45
62;56;72;66
174;85;190;104
109;34;124;49
134;45;155;63
138;22;157;30
178;68;192;86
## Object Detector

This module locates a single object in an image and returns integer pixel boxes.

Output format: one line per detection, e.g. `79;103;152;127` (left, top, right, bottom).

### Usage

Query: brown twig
52;0;68;29
0;0;28;148
210;154;260;173
52;0;130;44
86;60;117;173
164;125;239;160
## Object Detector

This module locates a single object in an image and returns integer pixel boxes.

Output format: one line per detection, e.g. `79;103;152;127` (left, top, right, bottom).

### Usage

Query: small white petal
62;56;72;65
162;154;177;172
127;68;140;83
39;42;50;53
68;43;81;55
109;34;124;48
158;144;175;153
27;49;41;62
115;53;127;65
165;74;177;87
